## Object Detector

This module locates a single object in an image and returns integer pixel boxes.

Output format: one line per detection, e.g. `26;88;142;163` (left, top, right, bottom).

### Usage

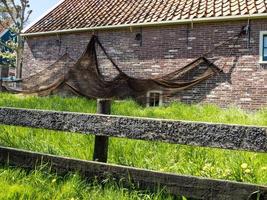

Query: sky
28;0;60;23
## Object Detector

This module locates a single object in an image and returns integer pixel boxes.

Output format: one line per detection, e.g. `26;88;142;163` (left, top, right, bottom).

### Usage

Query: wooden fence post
93;99;111;162
0;79;2;92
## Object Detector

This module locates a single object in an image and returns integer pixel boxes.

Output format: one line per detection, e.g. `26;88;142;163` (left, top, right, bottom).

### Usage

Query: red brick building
21;0;267;109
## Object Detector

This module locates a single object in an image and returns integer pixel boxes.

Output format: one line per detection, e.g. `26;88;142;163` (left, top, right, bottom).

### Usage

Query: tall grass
0;93;266;126
0;93;266;199
0;166;174;200
0;125;266;184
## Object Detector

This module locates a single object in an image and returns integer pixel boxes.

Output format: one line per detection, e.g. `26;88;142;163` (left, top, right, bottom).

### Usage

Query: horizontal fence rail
0;146;266;200
0;107;266;153
0;105;267;200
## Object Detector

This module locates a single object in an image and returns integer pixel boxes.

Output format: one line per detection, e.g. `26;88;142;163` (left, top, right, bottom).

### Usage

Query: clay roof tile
24;0;267;34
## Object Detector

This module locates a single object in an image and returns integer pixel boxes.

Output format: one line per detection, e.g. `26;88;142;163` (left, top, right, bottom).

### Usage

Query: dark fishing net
4;35;221;103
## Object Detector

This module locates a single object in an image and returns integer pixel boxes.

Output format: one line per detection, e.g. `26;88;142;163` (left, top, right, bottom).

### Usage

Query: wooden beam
0;146;266;200
0;107;266;153
93;99;111;162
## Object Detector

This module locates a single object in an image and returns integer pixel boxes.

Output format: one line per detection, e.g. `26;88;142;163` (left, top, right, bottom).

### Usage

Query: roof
23;0;267;35
0;28;7;37
0;27;5;34
0;19;11;34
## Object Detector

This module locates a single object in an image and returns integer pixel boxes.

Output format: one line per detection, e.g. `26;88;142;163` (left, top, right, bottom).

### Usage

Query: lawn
0;93;266;199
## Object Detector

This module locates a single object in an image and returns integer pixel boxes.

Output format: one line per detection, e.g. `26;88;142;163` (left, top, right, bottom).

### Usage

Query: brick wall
22;19;267;110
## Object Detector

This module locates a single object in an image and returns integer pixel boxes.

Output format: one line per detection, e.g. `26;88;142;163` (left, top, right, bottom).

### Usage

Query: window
259;31;267;63
146;91;163;107
263;35;267;61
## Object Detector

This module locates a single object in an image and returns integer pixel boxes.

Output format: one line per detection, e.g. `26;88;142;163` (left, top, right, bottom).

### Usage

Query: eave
21;13;267;37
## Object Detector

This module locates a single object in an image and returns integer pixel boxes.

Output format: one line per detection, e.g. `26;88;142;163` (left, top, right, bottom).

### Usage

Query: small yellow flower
223;169;231;177
203;163;212;171
244;169;251;174
52;178;57;183
241;163;248;169
261;167;267;171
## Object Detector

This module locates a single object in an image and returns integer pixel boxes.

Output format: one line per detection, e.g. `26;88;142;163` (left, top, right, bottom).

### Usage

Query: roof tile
25;0;267;33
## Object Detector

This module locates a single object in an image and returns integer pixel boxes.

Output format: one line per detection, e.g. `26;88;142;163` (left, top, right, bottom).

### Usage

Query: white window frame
146;90;163;107
259;31;267;64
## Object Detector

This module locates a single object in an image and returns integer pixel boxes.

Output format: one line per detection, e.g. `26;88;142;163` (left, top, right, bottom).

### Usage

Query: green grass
0;166;174;200
0;93;266;199
0;93;266;126
1;126;266;184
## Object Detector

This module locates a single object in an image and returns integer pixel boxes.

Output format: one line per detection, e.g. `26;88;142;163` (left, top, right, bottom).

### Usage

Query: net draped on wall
3;35;225;103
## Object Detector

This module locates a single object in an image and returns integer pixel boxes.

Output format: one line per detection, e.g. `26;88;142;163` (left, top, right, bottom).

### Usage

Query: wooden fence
0;100;266;200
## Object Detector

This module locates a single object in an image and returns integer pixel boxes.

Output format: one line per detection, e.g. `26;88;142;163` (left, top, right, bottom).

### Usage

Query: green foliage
0;49;16;67
0;30;17;67
0;93;266;199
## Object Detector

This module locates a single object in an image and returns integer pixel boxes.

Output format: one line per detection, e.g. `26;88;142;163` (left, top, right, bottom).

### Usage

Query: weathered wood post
0;79;2;92
93;99;111;162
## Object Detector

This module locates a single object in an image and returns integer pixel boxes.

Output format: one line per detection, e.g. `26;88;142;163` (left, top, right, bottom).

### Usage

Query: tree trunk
15;35;23;79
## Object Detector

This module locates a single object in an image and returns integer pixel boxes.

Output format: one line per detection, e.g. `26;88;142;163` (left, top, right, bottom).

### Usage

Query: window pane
264;48;267;56
154;93;160;107
264;36;267;47
148;92;161;107
149;93;155;107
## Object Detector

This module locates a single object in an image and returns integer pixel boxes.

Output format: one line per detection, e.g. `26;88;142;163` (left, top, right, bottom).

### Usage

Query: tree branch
23;10;32;26
19;0;25;31
1;0;17;26
10;0;20;16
